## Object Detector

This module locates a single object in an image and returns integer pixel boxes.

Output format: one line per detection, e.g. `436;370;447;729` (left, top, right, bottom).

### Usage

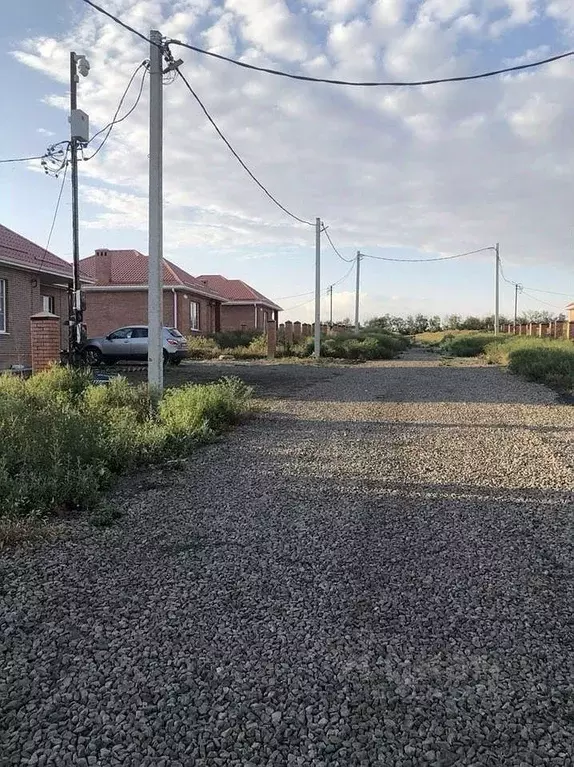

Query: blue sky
2;0;574;322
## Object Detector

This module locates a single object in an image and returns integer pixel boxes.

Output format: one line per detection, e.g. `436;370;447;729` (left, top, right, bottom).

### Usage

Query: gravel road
2;353;574;766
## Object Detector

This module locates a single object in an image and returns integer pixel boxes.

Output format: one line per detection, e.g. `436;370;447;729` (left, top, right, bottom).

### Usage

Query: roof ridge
163;257;184;286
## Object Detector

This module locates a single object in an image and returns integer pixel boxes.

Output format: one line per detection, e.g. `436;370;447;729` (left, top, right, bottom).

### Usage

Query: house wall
83;289;220;337
220;304;279;332
0;264;68;370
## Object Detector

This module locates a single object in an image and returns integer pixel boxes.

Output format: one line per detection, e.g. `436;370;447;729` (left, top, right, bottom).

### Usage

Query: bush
301;330;408;361
186;336;220;360
0;366;252;520
441;333;498;357
485;337;574;391
213;330;262;350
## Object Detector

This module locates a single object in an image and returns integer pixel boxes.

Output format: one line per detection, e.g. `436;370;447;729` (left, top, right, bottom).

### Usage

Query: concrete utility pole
314;217;321;357
148;30;164;393
328;284;333;327
354;251;361;333
69;51;90;360
494;242;500;335
514;282;523;327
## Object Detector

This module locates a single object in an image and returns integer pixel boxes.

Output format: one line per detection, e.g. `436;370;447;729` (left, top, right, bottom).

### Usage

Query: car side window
109;328;132;340
132;328;148;339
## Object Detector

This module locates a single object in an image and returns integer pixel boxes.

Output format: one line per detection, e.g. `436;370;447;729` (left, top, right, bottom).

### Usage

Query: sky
2;0;574;323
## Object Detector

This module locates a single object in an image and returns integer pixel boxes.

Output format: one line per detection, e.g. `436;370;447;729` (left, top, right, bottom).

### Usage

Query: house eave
83;283;224;301
0;254;93;283
223;299;282;311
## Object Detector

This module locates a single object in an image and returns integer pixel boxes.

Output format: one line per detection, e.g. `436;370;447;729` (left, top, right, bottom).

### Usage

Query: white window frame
42;294;55;314
0;278;6;333
190;300;200;331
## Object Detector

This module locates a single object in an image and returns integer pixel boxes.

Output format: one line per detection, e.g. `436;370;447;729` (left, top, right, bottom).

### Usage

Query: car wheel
84;347;103;366
170;356;182;366
163;350;169;366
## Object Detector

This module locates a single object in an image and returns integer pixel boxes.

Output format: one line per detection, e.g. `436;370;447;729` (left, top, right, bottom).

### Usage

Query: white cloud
9;0;574;282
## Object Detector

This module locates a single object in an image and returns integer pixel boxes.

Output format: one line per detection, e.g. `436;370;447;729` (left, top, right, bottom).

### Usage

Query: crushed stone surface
2;352;574;766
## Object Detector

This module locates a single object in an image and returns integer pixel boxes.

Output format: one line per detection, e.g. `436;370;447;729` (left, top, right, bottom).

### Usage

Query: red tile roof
197;275;282;311
81;250;225;300
0;223;74;278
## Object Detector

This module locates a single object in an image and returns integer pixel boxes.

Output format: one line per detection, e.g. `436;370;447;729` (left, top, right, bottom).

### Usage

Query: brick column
30;311;61;374
284;321;293;347
267;320;277;359
293;321;301;343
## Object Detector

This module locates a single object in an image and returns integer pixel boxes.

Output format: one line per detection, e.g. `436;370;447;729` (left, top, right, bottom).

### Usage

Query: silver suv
83;326;188;366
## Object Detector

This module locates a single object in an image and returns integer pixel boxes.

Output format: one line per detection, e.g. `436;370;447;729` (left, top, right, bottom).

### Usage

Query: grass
416;329;484;347
0;366;252;524
301;330;410;361
485;336;574;392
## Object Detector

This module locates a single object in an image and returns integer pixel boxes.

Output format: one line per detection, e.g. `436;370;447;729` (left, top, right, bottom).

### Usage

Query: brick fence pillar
30;311;61;374
267;320;277;359
284;321;293;347
293;321;301;343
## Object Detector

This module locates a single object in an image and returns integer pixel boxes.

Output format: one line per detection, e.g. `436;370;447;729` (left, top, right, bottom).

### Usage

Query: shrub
213;330;262;350
441;333;498;357
484;336;574;391
186;336;220;360
0;367;252;521
300;330;408;360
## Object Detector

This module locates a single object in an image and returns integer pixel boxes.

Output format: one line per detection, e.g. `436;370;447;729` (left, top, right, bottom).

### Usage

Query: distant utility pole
69;51;90;360
328;284;333;327
148;30;165;393
514;282;523;326
494;242;500;335
354;251;361;333
314;217;321;357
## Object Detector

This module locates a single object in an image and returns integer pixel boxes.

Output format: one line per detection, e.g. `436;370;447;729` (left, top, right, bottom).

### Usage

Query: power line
500;258;571;297
172;63;314;226
168;42;574;88
81;0;574;88
0;154;45;165
83;62;148;160
81;0;156;47
36;154;70;273
276;289;315;301
323;226;355;262
330;261;355;287
359;246;494;263
521;290;564;311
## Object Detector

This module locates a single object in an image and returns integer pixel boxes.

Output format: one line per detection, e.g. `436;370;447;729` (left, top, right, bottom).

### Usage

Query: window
131;328;148;339
108;327;133;340
0;279;6;333
190;301;200;331
42;295;55;314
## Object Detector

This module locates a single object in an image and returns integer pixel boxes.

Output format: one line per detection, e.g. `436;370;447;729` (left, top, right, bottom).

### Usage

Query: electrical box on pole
70;110;89;143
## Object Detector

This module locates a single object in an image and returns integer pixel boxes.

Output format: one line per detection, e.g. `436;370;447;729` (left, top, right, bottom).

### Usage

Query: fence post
293;321;301;343
285;321;293;348
30;311;61;374
267;320;277;359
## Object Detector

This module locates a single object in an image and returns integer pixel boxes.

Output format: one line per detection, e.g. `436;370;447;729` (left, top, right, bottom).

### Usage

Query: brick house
196;275;282;332
0;223;79;370
80;249;226;337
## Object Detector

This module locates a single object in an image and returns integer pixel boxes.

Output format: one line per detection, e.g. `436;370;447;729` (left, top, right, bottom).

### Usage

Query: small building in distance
81;249;225;337
197;275;282;332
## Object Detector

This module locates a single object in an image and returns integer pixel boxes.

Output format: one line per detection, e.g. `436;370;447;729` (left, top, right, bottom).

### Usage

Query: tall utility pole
314;217;321;357
354;251;361;333
328;284;333;327
148;30;164;393
69;51;90;360
514;283;522;327
494;242;500;335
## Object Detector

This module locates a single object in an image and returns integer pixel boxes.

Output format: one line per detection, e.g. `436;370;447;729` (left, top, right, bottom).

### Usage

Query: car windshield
167;328;184;338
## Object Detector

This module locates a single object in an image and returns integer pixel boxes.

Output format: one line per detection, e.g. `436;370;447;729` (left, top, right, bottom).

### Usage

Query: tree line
346;310;567;335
